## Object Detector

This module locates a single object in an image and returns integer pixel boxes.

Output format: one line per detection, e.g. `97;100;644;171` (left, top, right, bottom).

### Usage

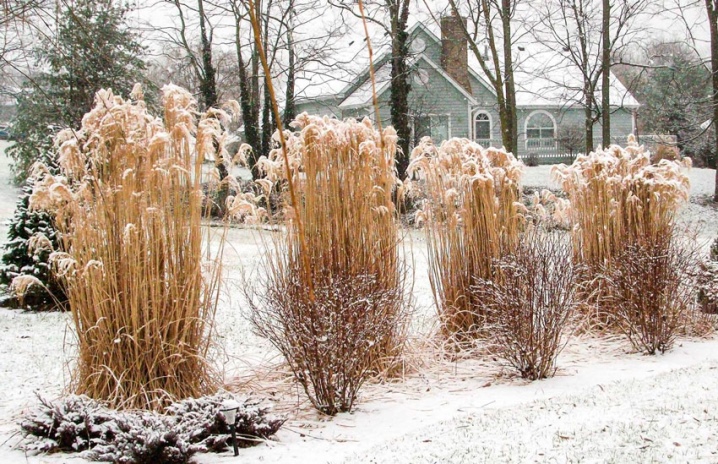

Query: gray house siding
294;22;639;165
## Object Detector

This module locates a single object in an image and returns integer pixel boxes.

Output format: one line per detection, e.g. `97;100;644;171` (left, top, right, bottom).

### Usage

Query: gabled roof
338;53;479;110
296;18;640;111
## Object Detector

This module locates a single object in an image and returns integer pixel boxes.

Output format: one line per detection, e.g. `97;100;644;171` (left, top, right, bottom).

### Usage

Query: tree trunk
601;0;611;147
707;0;718;201
585;89;595;154
261;87;275;157
236;31;262;179
197;0;218;110
389;2;412;180
283;24;296;128
502;0;518;155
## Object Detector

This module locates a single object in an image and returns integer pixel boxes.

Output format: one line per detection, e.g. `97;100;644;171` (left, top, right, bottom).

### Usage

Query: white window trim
472;110;493;140
524;110;557;149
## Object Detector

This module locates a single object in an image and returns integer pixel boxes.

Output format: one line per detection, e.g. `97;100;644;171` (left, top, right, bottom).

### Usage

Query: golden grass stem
246;0;313;301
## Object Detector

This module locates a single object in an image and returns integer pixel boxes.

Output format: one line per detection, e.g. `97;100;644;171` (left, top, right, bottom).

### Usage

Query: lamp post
220;400;240;456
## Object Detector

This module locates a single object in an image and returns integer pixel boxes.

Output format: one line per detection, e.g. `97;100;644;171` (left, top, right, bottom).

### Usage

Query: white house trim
524;109;558;151
472;109;493;140
415;54;478;105
524;110;557;136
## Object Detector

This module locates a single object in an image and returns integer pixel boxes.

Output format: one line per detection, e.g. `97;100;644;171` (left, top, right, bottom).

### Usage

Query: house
295;15;640;163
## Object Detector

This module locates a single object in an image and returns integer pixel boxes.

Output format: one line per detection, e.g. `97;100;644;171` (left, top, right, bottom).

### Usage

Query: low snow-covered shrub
698;237;718;314
407;137;524;341
474;228;582;379
248;114;410;415
21;393;284;463
602;233;697;354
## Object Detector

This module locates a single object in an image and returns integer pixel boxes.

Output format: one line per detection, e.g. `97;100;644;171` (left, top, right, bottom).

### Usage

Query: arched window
474;112;491;140
526;111;556;139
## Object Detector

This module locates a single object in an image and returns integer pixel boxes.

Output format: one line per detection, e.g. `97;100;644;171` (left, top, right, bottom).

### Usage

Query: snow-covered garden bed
1;141;717;463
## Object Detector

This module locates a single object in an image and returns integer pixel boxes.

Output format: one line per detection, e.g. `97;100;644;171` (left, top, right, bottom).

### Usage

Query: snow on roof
297;18;639;110
509;47;640;108
339;62;392;109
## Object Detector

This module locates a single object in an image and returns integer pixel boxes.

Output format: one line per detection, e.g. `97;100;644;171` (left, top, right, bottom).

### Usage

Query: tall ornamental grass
552;136;690;274
29;85;230;410
407;137;524;341
248;114;410;416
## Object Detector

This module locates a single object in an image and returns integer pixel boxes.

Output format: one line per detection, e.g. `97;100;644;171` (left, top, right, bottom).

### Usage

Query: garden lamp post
221;400;240;456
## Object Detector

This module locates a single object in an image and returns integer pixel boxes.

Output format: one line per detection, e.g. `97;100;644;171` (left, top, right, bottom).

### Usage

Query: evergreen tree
8;0;147;184
0;152;65;309
1;0;147;309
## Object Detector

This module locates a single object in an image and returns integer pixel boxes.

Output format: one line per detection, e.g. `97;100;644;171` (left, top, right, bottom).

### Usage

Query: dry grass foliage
474;228;582;380
407;137;524;340
247;114;410;416
28;85;235;410
602;232;698;354
552;136;690;275
552;136;690;328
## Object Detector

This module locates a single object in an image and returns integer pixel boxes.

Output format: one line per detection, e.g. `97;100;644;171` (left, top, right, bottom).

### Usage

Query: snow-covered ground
0;147;717;463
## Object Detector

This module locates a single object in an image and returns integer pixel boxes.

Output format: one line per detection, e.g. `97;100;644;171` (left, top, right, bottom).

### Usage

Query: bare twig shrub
406;137;524;340
552;136;691;326
474;228;582;380
602;232;698;354
247;114;410;416
29;85;234;410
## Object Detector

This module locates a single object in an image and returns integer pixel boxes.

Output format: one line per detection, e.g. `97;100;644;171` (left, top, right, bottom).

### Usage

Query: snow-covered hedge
21;393;284;464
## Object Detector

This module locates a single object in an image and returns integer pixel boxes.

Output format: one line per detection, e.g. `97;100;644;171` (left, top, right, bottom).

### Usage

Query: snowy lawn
0;147;717;463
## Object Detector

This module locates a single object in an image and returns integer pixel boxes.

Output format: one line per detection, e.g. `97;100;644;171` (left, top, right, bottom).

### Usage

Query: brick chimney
441;13;472;94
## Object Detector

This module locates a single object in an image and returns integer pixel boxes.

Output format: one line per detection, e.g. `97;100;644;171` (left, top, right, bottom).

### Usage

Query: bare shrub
602;233;698;354
474;228;581;380
552;135;691;326
247;114;410;416
28;85;236;410
406;137;524;340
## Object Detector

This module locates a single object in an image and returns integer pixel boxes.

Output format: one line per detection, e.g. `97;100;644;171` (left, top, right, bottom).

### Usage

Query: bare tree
661;0;718;199
706;0;718;200
534;0;647;154
329;0;413;179
602;0;611;147
159;0;219;110
443;0;520;155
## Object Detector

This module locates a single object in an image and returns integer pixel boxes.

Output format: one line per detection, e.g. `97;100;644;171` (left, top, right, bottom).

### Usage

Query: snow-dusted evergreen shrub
406;137;524;341
0;170;65;310
248;114;410;415
474;228;582;379
21;393;283;464
698;237;718;314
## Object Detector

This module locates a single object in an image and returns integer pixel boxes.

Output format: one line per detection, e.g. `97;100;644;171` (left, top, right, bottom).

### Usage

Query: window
526;112;556;139
413;114;450;145
474;112;491;140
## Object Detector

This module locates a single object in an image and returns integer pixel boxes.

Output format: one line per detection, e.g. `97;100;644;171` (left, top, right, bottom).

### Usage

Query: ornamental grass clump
407;137;524;341
248;114;410;416
28;85;234;410
552;137;690;326
552;136;690;275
